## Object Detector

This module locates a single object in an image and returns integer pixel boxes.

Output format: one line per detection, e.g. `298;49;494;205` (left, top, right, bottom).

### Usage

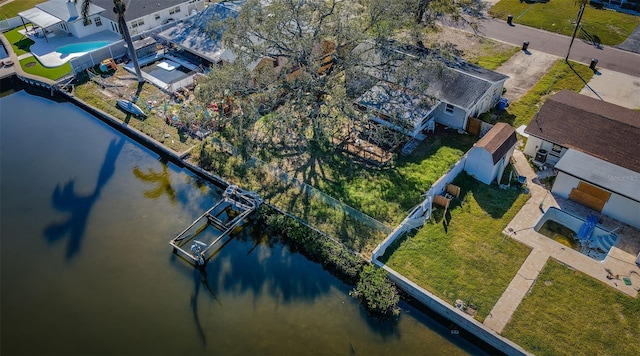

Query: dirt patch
24;61;37;68
421;25;516;63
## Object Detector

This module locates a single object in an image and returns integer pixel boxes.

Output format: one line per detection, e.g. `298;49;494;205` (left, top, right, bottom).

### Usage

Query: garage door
568;181;611;212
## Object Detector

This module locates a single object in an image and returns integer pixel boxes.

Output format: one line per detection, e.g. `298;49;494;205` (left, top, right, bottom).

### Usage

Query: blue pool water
56;41;111;54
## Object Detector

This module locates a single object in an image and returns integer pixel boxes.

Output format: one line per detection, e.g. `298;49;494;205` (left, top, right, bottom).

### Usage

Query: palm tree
75;0;143;82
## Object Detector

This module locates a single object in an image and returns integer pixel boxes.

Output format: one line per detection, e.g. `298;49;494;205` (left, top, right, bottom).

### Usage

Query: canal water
0;90;487;355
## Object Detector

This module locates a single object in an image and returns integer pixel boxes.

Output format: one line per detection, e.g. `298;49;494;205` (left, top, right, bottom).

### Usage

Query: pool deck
483;150;640;334
19;28;121;68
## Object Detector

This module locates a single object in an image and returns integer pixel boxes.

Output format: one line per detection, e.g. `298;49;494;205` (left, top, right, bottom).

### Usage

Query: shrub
352;264;400;315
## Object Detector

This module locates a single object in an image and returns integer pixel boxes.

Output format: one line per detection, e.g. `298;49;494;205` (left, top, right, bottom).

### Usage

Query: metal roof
18;8;62;28
158;1;243;63
554;149;640;202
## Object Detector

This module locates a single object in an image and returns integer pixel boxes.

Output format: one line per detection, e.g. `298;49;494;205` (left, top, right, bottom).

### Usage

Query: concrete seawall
374;260;531;356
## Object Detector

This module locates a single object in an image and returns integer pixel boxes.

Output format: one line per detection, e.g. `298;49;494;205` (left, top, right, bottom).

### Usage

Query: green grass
489;0;640;45
503;259;640;356
495;60;594;128
74;76;196;153
19;56;71;80
380;173;532;321
0;0;46;19
469;39;519;70
3;26;35;56
315;131;477;226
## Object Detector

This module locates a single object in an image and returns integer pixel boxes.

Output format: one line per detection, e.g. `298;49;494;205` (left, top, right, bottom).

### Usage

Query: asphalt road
443;16;640;77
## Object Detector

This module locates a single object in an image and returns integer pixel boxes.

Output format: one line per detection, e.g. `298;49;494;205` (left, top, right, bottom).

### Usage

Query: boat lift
170;185;263;266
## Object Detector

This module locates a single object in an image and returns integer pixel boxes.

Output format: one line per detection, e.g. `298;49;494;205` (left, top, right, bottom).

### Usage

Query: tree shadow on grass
454;172;522;219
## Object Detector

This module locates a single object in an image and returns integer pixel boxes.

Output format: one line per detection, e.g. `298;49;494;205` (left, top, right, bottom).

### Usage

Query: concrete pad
580;69;640;110
495;51;559;103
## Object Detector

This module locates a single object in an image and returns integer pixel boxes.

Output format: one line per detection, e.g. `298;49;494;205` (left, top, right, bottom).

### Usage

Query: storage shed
464;123;517;185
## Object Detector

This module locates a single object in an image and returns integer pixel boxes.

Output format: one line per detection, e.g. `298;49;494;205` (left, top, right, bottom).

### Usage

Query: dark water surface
1;90;486;355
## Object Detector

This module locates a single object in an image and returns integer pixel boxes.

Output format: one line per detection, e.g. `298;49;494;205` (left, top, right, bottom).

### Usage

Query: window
131;19;145;28
94;17;102;27
169;6;181;15
154;14;161;21
445;104;454;114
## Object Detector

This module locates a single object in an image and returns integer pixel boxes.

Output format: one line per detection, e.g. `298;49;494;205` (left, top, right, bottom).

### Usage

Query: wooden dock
169;185;263;266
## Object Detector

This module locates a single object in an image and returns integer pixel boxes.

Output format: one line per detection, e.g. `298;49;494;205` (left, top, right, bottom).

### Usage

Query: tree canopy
195;0;482;157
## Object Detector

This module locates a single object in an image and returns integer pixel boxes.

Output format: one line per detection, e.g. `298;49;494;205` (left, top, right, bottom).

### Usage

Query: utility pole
566;0;588;62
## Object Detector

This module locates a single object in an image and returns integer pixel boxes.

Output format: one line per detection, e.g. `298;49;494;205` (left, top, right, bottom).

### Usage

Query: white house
552;149;640;229
19;0;107;39
523;90;640;229
90;0;204;36
18;0;204;40
464;122;517;185
350;41;509;139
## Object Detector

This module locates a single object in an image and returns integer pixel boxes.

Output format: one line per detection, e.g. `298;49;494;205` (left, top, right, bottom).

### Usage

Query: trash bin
498;97;509;110
507;15;513;26
590;58;598;71
522;41;529;51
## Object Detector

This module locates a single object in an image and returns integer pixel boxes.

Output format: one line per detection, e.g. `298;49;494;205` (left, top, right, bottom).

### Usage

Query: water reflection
44;138;124;259
133;160;177;204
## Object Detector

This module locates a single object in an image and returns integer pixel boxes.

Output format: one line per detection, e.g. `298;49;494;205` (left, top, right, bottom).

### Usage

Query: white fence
372;154;468;259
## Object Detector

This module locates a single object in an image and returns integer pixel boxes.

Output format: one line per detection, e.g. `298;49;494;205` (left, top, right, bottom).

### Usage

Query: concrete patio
484;150;640;334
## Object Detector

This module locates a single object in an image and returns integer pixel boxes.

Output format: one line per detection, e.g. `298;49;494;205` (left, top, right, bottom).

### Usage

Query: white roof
555;149;640;202
18;8;62;28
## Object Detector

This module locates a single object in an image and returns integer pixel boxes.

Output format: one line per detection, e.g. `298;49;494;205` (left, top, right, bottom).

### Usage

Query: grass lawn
315;129;477;226
74;73;196;153
503;259;640;356
489;0;640;45
493;60;594;128
19;56;71;80
379;173;532;321
0;0;46;19
3;26;35;56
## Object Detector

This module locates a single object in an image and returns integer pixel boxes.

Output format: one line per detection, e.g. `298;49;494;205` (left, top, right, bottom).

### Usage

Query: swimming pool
535;207;617;261
56;41;112;54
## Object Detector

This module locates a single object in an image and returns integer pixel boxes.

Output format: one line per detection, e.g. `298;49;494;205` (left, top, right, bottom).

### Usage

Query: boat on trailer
116;99;146;117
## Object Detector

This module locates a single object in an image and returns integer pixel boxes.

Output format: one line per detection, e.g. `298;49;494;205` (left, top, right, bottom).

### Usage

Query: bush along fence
257;204;400;315
194;136;392;257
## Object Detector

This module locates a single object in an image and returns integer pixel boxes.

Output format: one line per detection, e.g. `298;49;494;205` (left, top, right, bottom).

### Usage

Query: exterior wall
127;1;205;35
552;171;640;229
433;102;467;130
469;81;505;118
523;136;567;166
464;148;496;185
67;17;109;38
602;194;640;229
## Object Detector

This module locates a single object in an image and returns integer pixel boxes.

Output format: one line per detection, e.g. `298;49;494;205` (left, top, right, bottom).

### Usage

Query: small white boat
116;99;146;117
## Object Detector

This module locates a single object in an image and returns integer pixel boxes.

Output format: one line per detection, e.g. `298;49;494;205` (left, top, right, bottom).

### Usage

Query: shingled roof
475;122;517;164
524;90;640;172
91;0;190;23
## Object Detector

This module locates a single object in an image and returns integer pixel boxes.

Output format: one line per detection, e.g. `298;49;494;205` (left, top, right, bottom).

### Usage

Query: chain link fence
201;137;392;255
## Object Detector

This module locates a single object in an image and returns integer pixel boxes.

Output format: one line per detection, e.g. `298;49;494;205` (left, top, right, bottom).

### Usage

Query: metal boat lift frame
169;185;263;266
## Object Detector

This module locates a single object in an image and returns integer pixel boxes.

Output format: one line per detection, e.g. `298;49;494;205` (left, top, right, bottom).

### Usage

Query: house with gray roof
350;41;509;139
19;0;204;40
524;90;640;229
